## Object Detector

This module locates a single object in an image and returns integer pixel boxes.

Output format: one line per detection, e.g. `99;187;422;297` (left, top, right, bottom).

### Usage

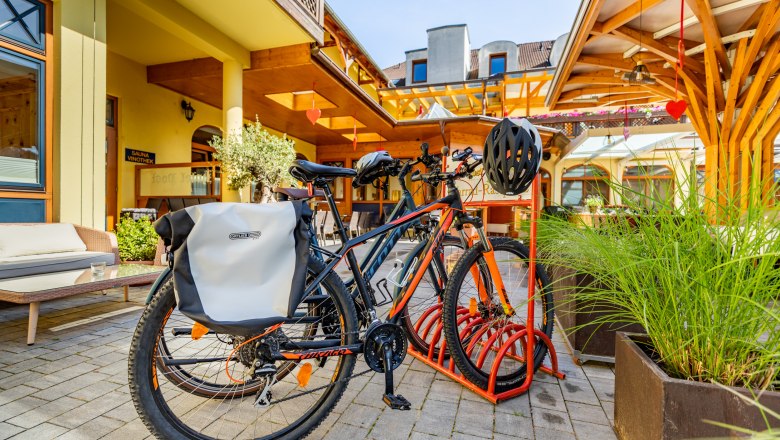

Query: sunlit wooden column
221;58;243;202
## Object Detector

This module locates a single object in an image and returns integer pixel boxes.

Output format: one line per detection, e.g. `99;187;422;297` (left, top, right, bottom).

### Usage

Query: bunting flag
352;117;357;150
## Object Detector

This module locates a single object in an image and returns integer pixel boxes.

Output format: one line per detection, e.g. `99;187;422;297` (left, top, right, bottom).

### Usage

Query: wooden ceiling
148;43;567;150
546;0;777;111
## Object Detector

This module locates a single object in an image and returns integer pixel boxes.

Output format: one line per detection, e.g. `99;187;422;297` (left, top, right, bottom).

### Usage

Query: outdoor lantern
622;61;655;85
181;100;195;122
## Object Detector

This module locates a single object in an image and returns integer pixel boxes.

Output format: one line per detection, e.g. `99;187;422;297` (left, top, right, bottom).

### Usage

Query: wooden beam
686;0;731;77
598;0;665;35
547;0;608;107
612;25;706;74
249;44;312;70
147;57;222;83
654;0;769;39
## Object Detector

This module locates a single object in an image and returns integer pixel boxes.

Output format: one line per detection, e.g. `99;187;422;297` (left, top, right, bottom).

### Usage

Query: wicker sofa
0;224;118;279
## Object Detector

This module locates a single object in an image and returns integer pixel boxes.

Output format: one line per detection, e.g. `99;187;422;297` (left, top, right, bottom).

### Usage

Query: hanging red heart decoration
665;100;687;120
623;126;630;140
306;107;321;125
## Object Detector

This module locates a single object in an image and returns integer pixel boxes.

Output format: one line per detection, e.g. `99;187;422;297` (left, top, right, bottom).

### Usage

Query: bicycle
128;147;552;439
139;144;463;398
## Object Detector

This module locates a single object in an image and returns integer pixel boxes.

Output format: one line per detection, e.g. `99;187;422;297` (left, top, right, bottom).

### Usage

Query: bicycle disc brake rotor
363;323;407;373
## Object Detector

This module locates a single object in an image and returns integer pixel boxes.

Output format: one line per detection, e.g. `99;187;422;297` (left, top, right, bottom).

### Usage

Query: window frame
0;45;45;191
621;165;674;209
412;59;427;83
489;53;507;76
561;164;610;206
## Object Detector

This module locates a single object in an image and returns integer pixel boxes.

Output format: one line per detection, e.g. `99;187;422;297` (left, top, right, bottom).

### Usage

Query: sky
326;0;582;69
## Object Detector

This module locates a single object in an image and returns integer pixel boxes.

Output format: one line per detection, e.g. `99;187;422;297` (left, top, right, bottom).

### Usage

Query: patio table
0;264;164;344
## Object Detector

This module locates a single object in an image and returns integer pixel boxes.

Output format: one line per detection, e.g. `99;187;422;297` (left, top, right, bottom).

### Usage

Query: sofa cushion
0;251;115;280
0;224;87;258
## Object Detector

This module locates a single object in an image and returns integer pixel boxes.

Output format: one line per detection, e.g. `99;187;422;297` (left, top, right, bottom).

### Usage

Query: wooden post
27;302;40;345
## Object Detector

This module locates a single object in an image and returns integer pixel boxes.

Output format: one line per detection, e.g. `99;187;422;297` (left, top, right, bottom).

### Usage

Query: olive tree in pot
210;118;296;203
541;163;780;439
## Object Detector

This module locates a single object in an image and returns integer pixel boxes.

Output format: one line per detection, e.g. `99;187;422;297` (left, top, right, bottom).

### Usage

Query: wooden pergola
546;0;780;211
378;69;554;119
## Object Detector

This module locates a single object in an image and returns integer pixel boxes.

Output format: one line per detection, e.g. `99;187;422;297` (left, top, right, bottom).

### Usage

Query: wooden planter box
550;265;643;364
614;332;780;440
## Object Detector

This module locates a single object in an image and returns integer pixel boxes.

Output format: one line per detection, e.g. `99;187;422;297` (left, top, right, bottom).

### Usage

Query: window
0;47;44;189
322;161;345;200
561;165;610;207
489;53;506;76
412;59;427;83
622;165;674;209
0;0;45;52
540;168;551;207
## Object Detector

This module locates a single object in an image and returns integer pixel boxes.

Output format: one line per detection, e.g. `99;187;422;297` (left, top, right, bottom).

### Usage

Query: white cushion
0;224;87;258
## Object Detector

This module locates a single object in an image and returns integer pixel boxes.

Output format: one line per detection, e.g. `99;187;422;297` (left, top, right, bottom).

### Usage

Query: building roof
384;40;555;83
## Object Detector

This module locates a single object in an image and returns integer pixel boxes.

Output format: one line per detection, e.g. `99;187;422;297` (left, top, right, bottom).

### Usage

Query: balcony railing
295;0;322;22
529;111;685;138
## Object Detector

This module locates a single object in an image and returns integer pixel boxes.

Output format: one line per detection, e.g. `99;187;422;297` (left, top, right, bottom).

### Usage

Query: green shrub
540;159;780;391
116;217;158;261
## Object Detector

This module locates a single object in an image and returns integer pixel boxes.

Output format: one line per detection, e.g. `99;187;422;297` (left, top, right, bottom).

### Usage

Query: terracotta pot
549;265;643;364
614;332;780;440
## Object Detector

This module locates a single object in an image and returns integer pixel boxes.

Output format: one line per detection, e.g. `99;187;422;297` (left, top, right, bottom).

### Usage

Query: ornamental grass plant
539;160;779;391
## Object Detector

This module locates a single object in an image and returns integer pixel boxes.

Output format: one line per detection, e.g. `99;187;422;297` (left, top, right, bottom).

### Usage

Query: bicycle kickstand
381;342;411;410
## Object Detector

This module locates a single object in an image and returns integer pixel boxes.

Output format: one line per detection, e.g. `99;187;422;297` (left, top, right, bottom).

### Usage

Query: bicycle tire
128;256;359;439
442;237;554;393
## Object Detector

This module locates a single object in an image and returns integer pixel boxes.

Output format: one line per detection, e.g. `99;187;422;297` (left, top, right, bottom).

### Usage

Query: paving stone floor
0;240;617;439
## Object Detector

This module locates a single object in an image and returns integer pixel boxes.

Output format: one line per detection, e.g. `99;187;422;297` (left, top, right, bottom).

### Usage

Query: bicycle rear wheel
442;237;554;393
128;256;358;439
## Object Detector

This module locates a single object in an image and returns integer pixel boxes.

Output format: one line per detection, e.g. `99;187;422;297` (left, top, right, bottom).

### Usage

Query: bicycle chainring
363;323;407;373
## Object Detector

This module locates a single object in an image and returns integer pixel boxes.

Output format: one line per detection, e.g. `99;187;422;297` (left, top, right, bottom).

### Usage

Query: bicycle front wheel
128;256;358;439
442;237;554;393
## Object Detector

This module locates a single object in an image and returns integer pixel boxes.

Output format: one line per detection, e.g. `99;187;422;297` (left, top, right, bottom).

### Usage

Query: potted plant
541;164;780;439
210;118;296;203
116;216;159;264
584;194;604;213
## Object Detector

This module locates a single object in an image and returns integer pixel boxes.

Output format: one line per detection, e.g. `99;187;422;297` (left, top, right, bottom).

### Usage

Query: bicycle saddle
289;160;357;183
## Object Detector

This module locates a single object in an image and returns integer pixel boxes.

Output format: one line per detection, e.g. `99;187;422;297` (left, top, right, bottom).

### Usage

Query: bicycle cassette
363;323;407;373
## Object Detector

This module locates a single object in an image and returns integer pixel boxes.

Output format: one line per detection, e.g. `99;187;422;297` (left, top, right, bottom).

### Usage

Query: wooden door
105;96;118;230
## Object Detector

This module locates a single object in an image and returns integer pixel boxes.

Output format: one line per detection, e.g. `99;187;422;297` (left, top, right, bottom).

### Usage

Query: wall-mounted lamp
181;100;195;122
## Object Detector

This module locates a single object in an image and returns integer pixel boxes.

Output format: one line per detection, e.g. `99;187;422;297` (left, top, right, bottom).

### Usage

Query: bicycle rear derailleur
363;322;411;410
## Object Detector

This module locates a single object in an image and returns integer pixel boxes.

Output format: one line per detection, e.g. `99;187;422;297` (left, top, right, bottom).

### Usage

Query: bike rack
408;175;565;403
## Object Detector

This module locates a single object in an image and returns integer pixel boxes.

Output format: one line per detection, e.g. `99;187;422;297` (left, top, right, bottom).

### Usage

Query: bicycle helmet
352;151;394;187
483;118;543;195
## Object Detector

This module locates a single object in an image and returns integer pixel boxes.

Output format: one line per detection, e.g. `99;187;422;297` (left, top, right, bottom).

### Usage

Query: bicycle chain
265;367;374;405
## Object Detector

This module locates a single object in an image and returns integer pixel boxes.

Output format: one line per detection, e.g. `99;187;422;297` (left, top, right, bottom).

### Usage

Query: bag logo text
229;231;262;240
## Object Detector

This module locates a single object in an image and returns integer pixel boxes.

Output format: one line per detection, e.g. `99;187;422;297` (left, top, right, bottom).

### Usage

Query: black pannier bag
154;201;312;336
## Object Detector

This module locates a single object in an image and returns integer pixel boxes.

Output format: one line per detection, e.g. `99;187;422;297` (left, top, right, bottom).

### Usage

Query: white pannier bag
154;201;312;336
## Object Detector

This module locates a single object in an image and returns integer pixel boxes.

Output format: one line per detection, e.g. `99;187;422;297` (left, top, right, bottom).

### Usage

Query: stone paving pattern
0;242;618;439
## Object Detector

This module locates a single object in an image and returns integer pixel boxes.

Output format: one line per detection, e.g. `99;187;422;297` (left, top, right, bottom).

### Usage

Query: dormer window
412;59;427;83
490;53;506;76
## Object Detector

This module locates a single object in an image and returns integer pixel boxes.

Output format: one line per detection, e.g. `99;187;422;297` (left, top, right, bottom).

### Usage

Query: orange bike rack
408;174;565;403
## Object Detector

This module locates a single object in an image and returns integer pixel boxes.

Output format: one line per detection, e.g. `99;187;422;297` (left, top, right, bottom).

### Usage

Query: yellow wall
107;51;316;210
106;51;224;213
54;0;107;228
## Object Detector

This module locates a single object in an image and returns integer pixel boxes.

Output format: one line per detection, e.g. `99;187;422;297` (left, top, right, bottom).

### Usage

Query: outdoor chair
321;211;337;245
348;211;360;238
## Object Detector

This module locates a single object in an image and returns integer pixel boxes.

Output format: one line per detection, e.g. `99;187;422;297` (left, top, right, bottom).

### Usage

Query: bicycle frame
273;177;514;361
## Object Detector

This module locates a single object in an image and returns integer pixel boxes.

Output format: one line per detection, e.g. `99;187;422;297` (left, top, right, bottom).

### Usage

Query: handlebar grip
420;142;429;157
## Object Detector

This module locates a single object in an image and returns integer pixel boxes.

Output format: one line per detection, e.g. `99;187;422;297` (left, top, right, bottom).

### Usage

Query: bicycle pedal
382;393;411;410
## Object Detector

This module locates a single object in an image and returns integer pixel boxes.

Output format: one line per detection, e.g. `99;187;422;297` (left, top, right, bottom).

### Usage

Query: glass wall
622;165;674;209
561;165;610;207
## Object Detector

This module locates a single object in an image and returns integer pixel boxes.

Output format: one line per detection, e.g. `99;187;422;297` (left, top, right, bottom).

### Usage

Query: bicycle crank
363;323;410;410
